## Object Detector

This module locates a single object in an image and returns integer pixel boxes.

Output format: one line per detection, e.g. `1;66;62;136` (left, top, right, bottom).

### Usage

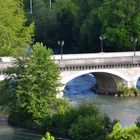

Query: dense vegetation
1;0;140;54
116;85;140;97
1;43;67;128
1;0;140;140
23;0;140;53
0;0;33;56
108;122;140;140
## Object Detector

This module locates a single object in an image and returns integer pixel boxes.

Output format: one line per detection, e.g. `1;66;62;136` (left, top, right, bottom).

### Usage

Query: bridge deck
54;51;140;60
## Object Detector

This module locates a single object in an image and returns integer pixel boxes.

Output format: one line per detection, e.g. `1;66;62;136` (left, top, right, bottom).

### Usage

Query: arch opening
64;74;96;96
63;71;127;96
92;72;127;94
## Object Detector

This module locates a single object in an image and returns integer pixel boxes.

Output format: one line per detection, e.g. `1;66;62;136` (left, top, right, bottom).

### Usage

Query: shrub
130;87;139;95
117;84;139;96
69;115;107;140
47;104;100;134
66;104;114;140
41;132;55;140
108;122;140;140
117;85;129;96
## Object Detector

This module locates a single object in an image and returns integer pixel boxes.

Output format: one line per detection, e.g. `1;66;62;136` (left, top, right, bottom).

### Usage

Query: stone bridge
54;52;140;96
1;52;140;96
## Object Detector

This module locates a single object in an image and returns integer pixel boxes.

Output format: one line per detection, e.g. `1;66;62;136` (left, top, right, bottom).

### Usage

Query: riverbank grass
116;85;140;97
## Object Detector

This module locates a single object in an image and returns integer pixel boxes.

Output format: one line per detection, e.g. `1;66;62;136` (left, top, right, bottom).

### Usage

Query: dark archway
92;72;126;94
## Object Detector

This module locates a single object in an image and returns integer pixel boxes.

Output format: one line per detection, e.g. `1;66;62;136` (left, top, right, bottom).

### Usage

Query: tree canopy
0;0;33;56
23;0;140;53
99;0;140;51
2;43;66;127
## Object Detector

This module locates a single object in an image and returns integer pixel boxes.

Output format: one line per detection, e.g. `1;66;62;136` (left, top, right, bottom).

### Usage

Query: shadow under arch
64;73;96;95
61;70;128;95
92;72;126;94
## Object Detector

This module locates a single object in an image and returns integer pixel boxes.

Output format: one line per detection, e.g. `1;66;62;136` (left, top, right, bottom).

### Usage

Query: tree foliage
68;104;114;140
76;0;104;52
3;43;66;127
29;0;77;51
22;0;140;53
99;0;140;51
108;122;140;140
0;0;34;56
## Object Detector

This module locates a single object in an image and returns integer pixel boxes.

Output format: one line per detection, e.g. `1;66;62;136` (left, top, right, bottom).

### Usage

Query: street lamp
29;0;33;14
58;40;64;60
131;37;138;56
25;38;34;57
49;0;52;10
99;35;105;53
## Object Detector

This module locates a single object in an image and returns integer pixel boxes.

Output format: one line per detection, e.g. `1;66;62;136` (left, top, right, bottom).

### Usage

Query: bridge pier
127;80;137;88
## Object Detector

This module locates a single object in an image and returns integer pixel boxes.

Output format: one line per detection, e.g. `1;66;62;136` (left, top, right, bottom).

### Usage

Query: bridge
1;52;140;96
54;51;140;96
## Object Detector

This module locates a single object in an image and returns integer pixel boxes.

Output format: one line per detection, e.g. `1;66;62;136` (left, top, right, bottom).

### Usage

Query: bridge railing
56;56;140;71
0;55;140;72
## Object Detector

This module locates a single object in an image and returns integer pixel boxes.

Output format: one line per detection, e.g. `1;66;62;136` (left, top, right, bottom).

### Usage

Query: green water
65;74;140;126
66;93;140;126
0;121;42;140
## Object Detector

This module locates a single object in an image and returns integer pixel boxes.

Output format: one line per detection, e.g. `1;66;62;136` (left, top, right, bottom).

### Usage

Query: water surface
64;74;140;126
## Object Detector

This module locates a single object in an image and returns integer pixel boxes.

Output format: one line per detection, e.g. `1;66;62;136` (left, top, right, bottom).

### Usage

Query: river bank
0;116;42;140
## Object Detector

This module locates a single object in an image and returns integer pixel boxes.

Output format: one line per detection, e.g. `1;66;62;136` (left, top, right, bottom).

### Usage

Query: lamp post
58;40;64;60
131;37;138;56
25;38;34;58
29;0;33;14
99;35;105;53
49;0;52;10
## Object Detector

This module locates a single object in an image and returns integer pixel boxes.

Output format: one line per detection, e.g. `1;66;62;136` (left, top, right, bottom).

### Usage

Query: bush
116;84;139;96
117;85;129;96
46;104;115;140
41;132;55;140
47;104;100;135
108;122;140;140
69;115;108;140
130;87;139;96
46;104;114;140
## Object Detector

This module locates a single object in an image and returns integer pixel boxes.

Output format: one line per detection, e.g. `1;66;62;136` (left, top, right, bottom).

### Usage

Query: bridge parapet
56;56;140;71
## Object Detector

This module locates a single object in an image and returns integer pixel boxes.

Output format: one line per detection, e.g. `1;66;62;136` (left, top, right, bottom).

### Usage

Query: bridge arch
61;69;130;94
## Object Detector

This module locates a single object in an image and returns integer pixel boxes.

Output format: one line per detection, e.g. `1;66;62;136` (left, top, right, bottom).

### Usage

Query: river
0;74;140;139
64;74;140;127
0;118;42;140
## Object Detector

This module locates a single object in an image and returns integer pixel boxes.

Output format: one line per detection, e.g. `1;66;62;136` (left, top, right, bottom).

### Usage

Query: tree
3;43;67;127
31;0;48;43
76;0;104;52
69;104;113;140
99;0;140;51
44;0;78;53
0;0;34;56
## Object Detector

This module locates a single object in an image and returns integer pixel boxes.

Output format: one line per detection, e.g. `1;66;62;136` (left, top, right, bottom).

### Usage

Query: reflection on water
0;120;42;140
64;74;140;127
